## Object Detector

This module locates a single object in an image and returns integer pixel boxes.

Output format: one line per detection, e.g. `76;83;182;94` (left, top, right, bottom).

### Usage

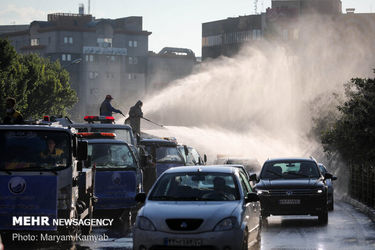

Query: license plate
165;238;202;246
279;199;301;205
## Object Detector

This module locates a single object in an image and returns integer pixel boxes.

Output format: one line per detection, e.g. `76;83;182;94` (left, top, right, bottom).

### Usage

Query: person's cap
105;95;113;100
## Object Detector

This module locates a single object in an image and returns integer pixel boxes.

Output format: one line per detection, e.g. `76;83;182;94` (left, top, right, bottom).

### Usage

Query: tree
321;73;375;165
0;39;77;120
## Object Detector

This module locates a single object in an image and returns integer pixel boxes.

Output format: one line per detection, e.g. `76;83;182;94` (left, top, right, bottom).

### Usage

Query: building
147;47;197;93
0;10;151;119
202;14;266;60
202;0;344;60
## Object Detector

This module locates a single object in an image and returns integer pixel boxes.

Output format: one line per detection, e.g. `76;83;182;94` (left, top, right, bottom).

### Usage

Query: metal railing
350;164;375;209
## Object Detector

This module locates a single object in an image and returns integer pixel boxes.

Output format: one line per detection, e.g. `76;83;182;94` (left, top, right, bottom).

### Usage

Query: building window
67;54;71;61
85;55;89;62
89;71;99;79
133;57;138;64
62;54;66;61
97;38;112;48
31;38;39;46
64;36;73;44
128;73;137;80
128;57;133;64
89;55;94;62
106;72;114;79
128;40;138;48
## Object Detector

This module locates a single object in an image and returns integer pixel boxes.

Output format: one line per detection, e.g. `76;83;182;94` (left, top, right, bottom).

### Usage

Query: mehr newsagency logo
8;177;27;194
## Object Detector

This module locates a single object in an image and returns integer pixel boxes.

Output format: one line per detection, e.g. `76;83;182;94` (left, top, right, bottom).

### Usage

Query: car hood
257;178;323;189
140;200;241;233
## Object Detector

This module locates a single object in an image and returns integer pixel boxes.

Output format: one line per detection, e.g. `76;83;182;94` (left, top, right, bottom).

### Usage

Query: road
3;201;374;250
73;200;375;250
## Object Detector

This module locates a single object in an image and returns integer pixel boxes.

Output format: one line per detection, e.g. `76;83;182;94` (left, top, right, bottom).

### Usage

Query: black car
255;157;333;225
318;163;337;211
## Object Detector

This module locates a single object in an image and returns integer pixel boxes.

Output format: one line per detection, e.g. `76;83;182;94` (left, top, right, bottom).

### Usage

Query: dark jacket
128;101;143;135
3;109;24;124
100;99;121;116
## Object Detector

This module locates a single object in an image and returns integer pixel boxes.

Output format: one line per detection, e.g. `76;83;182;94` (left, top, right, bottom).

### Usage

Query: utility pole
88;0;91;14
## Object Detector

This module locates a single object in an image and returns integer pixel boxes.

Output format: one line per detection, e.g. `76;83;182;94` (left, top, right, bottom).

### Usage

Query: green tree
321;73;375;165
0;39;77;121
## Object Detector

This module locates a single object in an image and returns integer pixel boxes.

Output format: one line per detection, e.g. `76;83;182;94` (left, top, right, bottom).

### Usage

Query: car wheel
242;228;249;250
318;210;328;225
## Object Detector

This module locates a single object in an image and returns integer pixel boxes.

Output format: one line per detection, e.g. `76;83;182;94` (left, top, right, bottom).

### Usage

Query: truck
78;132;142;224
0;125;94;239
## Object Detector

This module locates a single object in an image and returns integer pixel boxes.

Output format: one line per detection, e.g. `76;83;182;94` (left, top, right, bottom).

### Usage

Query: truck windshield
155;146;184;164
91;128;132;144
0;130;70;170
88;143;136;169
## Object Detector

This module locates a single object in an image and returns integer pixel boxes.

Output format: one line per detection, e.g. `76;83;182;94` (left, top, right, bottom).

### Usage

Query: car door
239;172;260;243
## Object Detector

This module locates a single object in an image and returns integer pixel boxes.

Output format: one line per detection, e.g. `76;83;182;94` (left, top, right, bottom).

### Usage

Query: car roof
265;157;317;163
164;165;237;174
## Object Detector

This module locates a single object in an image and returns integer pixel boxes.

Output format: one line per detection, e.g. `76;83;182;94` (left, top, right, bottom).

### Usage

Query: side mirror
77;140;88;161
77;161;83;172
84;155;92;168
204;154;207;163
245;193;259;203
135;192;146;203
249;173;258;182
324;173;334;180
72;135;78;157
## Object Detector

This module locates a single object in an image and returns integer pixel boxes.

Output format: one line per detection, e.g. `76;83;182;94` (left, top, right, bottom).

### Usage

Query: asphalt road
3;200;375;250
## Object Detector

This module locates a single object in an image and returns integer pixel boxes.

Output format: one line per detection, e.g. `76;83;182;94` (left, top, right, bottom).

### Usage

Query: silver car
133;165;261;250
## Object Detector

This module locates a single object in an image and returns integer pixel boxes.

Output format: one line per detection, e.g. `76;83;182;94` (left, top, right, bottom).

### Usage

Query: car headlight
136;216;156;231
213;217;237;231
317;189;323;194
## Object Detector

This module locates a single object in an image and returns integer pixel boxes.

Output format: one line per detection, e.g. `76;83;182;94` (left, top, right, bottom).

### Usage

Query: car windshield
155;146;184;163
88;143;136;169
260;161;320;179
91;128;132;144
0;130;70;170
149;172;240;201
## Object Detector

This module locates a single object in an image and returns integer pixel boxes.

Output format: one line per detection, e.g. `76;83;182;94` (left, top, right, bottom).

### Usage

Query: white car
133;165;261;250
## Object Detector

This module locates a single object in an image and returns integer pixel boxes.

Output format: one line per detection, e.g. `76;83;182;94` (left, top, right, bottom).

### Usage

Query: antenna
88;0;91;14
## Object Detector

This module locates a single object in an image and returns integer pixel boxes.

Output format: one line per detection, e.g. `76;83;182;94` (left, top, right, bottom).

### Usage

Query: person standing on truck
100;95;124;117
128;100;143;135
41;138;64;164
2;97;24;124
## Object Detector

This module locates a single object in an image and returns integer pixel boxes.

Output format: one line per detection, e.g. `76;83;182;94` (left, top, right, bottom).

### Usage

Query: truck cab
0;125;93;236
78;132;142;222
139;138;185;192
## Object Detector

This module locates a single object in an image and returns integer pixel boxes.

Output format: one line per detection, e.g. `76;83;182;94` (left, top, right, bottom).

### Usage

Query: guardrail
350;164;375;209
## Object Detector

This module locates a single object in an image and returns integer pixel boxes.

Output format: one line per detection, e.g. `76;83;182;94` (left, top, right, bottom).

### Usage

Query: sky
0;0;373;56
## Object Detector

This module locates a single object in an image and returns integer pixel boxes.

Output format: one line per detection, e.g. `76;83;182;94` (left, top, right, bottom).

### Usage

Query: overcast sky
0;0;372;56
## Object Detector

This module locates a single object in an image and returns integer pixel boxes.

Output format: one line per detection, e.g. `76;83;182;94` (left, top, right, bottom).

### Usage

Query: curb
341;195;375;223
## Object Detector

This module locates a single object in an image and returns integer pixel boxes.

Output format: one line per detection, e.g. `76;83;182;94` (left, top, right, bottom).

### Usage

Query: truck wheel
318;210;328;225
